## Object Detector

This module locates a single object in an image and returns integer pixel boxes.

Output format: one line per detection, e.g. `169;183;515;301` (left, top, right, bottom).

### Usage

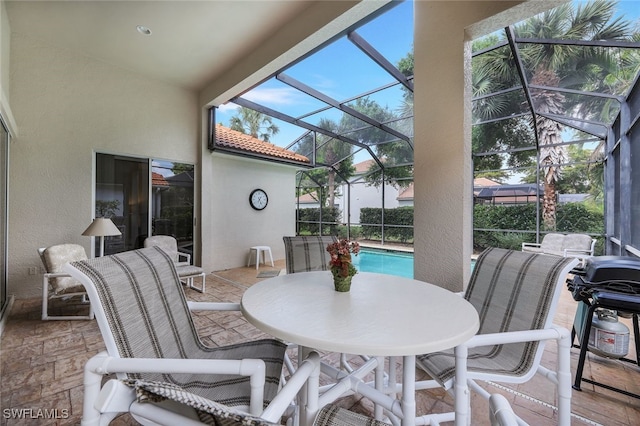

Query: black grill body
568;255;640;398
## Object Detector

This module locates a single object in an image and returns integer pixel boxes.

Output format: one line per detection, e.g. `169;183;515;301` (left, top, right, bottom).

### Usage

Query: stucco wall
8;32;199;298
204;152;297;272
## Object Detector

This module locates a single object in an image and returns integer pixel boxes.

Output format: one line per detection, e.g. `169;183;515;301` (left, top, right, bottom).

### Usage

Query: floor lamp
82;217;122;257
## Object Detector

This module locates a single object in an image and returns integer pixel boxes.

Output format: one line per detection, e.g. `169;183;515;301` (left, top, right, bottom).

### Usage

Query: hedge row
296;207;340;236
360;207;414;243
297;203;604;253
473;203;604;253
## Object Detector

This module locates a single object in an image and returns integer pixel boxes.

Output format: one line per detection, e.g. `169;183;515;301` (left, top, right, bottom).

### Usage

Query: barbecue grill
567;255;640;399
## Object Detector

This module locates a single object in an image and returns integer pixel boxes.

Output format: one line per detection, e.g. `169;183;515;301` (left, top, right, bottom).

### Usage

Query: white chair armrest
462;326;567;349
44;272;72;279
85;352;268;415
85;351;320;424
563;248;591;257
521;242;541;249
177;251;191;264
87;353;266;378
187;301;241;311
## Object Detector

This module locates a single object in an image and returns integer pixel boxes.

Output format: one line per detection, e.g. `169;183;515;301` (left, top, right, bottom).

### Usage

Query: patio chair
38;244;94;320
144;235;206;292
282;235;376;379
415;248;578;426
522;232;596;266
64;246;321;426
283;235;338;274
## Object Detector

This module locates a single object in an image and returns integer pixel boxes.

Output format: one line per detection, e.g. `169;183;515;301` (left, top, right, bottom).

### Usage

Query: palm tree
316;118;355;208
476;0;635;229
229;107;279;142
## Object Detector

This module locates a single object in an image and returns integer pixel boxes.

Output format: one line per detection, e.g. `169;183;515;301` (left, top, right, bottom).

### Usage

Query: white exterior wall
205;152;297;271
8;32;199;298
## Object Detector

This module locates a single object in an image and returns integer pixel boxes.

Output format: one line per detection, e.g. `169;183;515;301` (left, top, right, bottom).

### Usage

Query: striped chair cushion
313;404;390;426
283;236;338;274
125;379;279;426
71;247;287;407
416;247;575;386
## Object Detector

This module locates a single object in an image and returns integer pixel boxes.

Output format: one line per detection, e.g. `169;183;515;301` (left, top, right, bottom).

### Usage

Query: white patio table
240;271;479;426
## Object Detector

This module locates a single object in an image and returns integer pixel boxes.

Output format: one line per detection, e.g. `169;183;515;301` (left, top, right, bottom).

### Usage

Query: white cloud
217;102;240;113
243;86;303;106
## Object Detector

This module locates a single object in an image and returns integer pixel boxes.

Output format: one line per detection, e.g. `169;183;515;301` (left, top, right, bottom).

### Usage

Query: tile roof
397;183;414;200
296;192;320;204
354;159;376;173
473;177;501;187
215;124;309;163
152;172;169;187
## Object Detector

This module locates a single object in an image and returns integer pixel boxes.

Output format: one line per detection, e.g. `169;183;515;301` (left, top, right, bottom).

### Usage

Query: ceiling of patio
4;0;363;92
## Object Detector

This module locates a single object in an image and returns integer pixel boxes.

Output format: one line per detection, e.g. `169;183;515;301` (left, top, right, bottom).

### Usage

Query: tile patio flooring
1;258;639;425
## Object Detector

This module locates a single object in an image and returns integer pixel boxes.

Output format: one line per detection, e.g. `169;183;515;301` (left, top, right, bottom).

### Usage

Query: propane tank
588;309;630;359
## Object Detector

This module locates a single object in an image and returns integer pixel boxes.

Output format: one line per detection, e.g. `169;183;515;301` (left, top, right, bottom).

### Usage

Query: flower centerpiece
326;239;360;292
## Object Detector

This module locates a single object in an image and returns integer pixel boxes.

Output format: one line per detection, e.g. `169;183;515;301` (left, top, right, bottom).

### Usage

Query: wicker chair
64;246;319;425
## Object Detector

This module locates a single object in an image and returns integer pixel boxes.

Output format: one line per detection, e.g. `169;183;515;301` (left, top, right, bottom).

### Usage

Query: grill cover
583;256;640;283
569;256;640;301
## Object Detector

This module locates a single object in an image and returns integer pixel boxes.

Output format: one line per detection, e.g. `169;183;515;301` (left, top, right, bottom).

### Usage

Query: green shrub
297;207;340;235
360;207;413;243
473;202;604;252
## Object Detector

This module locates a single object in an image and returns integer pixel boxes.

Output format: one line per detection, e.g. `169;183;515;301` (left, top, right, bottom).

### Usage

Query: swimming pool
352;248;414;278
351;248;477;278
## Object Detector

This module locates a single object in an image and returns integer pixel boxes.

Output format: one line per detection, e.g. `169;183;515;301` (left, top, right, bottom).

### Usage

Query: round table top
241;271;479;357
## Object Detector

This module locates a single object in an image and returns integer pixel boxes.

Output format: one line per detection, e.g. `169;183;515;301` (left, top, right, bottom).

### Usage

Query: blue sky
216;0;414;151
216;0;640;154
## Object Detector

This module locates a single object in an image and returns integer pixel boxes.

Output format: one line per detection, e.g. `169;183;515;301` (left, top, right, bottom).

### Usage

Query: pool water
352;248;414;278
351;248;477;279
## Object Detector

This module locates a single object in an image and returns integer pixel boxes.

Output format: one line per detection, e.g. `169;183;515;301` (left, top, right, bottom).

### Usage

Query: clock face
249;189;268;210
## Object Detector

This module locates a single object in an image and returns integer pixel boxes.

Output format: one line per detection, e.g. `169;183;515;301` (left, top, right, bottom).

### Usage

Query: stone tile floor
1;258;639;425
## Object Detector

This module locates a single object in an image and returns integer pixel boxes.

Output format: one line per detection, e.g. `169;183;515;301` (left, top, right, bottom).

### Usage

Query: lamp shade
82;217;122;237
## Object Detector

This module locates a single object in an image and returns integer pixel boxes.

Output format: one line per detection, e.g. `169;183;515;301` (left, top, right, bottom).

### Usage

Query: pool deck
358;240;414;253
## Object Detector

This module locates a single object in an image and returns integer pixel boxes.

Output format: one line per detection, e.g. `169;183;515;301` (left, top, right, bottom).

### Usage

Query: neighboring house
295;160;405;224
474;178;588;205
397;184;414;207
473;177;542;205
295;191;322;209
337;160;404;224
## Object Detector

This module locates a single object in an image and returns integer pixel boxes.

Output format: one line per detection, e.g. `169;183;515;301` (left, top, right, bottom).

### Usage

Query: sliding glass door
151;160;195;257
95;154;149;255
95;154;194;258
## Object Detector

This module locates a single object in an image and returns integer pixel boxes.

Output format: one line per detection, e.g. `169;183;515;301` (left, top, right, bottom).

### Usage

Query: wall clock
249;188;268;211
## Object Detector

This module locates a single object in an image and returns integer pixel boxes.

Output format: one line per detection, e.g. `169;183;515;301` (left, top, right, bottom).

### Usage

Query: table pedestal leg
401;356;416;426
374;356;385;420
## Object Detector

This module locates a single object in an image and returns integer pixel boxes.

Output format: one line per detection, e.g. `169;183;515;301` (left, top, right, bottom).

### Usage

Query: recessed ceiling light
136;25;152;36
